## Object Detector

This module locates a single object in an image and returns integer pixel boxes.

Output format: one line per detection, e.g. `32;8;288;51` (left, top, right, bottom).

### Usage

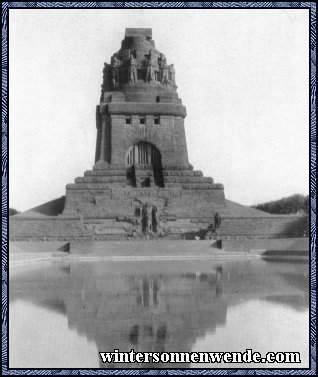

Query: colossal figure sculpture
128;54;137;84
160;57;169;86
145;53;155;83
139;203;158;234
168;64;176;87
111;54;121;88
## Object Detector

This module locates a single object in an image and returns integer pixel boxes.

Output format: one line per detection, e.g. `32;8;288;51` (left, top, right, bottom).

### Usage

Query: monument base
9;199;308;242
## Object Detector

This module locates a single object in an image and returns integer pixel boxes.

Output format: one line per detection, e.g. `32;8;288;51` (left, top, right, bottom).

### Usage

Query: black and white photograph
5;4;314;373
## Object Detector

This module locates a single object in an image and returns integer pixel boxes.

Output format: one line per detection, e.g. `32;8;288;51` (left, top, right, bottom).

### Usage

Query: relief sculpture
139;202;159;234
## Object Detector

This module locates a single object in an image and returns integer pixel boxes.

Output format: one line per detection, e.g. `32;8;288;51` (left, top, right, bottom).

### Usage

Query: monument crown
100;28;179;97
125;28;152;38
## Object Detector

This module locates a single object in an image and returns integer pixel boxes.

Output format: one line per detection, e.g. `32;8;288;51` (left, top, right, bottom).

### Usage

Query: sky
8;8;309;212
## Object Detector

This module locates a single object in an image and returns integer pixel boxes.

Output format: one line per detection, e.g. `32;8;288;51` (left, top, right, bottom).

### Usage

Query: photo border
2;2;316;375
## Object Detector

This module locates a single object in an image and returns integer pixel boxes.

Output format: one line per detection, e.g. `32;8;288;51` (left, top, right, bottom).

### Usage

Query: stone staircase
10;163;308;241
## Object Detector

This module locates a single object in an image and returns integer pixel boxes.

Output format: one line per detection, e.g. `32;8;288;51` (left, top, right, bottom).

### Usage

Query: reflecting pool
9;257;309;368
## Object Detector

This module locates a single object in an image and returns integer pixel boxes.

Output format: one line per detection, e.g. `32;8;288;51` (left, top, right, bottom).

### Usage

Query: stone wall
216;215;308;238
220;238;308;252
9;214;308;241
63;184;225;218
109;114;189;166
9;218;92;241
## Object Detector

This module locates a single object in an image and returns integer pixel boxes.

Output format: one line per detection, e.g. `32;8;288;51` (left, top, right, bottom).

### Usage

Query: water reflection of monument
10;260;308;368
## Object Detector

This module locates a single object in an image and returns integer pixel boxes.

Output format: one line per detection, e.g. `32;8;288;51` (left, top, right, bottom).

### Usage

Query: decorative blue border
1;2;316;375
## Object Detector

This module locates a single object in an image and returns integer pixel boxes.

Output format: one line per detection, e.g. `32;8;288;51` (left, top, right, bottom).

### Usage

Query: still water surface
9;258;309;368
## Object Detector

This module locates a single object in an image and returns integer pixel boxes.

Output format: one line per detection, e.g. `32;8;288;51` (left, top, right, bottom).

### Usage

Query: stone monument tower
62;28;225;238
10;28;306;241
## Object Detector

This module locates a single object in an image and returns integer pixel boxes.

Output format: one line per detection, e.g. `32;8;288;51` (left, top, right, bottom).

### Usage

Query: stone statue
214;212;221;229
102;63;108;87
152;205;158;232
111;54;121;88
168;64;176;86
101;62;110;100
143;203;153;232
139;203;151;233
128;54;137;84
159;56;169;86
145;52;154;83
139;202;159;234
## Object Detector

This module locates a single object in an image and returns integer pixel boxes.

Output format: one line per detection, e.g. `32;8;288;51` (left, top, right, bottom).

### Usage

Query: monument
9;28;307;241
62;28;225;239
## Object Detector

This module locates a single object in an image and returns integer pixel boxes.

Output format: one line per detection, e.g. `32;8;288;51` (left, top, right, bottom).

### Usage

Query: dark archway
126;142;164;187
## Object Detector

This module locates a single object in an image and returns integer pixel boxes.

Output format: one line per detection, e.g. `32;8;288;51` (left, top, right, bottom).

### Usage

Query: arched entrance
126;142;164;187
